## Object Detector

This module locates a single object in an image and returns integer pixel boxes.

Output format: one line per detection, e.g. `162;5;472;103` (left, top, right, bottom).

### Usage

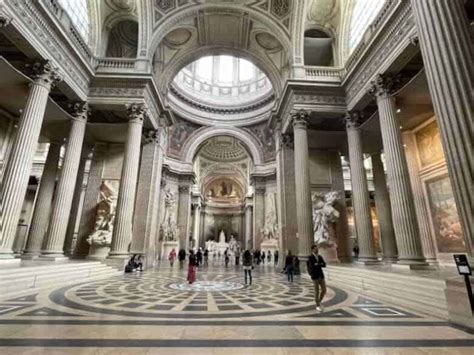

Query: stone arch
183;127;264;165
101;13;139;57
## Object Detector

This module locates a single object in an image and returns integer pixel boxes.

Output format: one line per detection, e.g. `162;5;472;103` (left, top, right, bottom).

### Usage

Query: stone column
276;132;298;258
345;113;378;263
329;151;351;262
292;111;314;259
177;184;192;251
371;152;398;262
0;60;61;259
411;0;473;257
64;145;91;256
22;142;61;258
370;75;426;266
130;129;165;263
402;131;438;263
253;186;265;250
244;204;253;250
41;103;89;259
192;203;201;249
74;143;107;257
109;104;145;258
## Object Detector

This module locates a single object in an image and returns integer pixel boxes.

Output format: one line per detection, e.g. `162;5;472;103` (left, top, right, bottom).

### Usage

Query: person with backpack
242;250;253;285
307;244;327;312
284;250;295;282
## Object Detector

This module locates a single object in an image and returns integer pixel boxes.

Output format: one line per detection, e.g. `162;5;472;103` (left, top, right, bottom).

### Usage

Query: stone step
325;265;449;319
0;261;104;277
0;261;121;301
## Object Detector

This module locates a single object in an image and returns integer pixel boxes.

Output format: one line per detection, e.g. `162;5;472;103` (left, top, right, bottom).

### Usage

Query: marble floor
0;262;472;354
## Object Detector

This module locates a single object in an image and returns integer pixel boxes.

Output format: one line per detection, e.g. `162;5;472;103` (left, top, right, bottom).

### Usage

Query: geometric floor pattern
0;263;472;354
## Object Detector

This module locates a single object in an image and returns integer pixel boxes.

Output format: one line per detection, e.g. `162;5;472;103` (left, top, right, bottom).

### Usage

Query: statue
312;191;341;246
219;229;226;243
160;185;179;241
229;235;238;251
87;183;117;247
261;210;278;240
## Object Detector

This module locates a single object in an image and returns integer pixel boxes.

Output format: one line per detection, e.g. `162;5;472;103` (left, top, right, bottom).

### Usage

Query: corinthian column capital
281;133;294;149
126;103;148;123
26;60;63;88
369;74;399;98
291;109;310;130
143;129;160;145
344;111;363;129
69;102;90;122
0;14;12;27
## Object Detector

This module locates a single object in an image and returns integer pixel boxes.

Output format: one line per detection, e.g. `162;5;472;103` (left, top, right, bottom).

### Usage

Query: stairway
0;260;121;300
325;265;449;319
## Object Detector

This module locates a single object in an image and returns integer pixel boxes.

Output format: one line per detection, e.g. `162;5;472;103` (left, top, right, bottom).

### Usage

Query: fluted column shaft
292;112;314;258
41;104;89;258
0;61;61;258
192;204;201;249
346;114;377;262
109;105;145;258
245;205;253;250
254;187;265;249
371;152;398;262
64;146;90;255
402;131;437;262
411;0;473;256
371;78;425;264
23;142;61;257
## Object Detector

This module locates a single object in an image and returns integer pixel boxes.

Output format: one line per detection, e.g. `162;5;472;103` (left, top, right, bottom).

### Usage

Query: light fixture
396;108;401;113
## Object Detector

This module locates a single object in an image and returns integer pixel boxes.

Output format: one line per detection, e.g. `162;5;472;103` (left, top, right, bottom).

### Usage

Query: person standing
187;250;198;284
168;248;177;267
224;248;230;267
235;248;241;266
204;249;209;267
267;250;272;263
285;250;295;282
308;244;327;312
274;250;279;266
196;248;203;266
261;251;266;264
242;250;253;285
178;248;186;268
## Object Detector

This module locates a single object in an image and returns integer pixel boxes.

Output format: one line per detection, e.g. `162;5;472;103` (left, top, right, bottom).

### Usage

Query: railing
95;58;137;70
304;66;344;81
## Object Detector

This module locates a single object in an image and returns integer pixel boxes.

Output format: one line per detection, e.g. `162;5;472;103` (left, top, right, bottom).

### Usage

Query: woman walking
187;250;198;284
285;250;295;282
242;250;253;285
168;248;177;267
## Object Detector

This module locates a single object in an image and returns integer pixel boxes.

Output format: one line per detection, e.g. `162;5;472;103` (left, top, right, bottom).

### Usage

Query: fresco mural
426;175;465;253
243;122;275;162
415;120;445;168
168;117;202;158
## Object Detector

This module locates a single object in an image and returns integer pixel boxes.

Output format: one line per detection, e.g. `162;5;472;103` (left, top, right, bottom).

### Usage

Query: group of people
124;254;144;273
167;244;327;312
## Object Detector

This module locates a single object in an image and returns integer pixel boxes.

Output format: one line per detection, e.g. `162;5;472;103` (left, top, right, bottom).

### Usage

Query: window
58;0;90;42
349;0;386;52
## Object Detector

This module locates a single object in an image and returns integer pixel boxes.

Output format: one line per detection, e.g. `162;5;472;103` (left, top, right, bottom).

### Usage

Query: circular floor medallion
168;280;244;292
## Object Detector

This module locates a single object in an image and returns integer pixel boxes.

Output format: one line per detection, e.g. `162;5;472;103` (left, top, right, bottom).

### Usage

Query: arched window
304;29;333;66
349;0;386;52
58;0;90;42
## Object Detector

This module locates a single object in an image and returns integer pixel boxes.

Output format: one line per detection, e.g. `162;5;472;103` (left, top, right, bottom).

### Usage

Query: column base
103;257;129;271
21;253;41;260
382;257;399;264
38;252;68;261
0;258;21;267
356;257;380;265
391;261;433;270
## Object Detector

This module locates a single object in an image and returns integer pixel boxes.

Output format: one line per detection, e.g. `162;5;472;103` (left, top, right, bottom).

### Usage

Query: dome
169;55;275;126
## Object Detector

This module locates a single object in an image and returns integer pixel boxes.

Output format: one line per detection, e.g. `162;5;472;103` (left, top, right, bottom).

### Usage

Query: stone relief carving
160;185;179;241
87;181;118;247
242;123;275;162
312;191;341;246
168;117;202;158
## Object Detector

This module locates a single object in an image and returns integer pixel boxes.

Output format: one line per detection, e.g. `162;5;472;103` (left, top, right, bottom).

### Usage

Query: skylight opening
58;0;90;43
349;0;386;52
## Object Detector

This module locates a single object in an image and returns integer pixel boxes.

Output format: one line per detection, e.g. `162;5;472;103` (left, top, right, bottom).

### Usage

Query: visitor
196;248;203;266
353;244;360;259
294;256;301;275
274;250;279;266
235;248;241;265
242;250;253;285
134;254;144;271
124;255;136;273
168;248;177;267
261;251;266;264
254;250;260;265
178;248;186;268
308;244;327;312
187;250;198;284
224;248;230;267
267;250;272;263
204;249;209;266
285;250;295;282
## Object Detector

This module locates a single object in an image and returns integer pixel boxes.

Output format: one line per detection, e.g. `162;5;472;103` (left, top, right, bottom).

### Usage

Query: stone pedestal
161;241;179;260
87;245;111;260
0;61;61;258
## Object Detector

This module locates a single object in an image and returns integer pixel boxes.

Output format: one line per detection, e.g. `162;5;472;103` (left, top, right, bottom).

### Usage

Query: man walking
308;244;327;312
